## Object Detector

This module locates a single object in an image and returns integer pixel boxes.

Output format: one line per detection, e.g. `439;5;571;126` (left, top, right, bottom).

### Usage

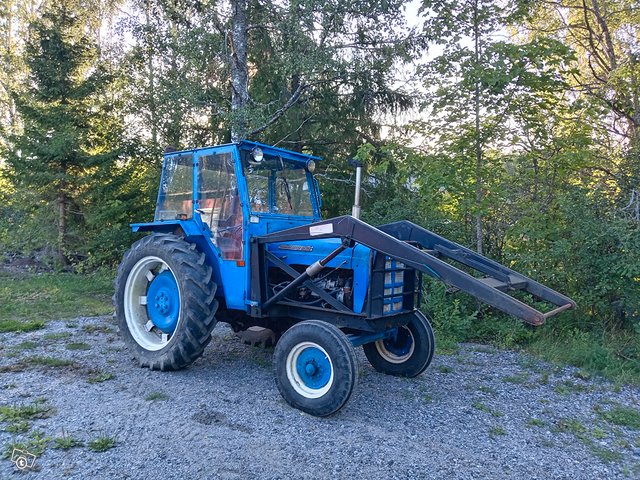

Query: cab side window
199;153;243;260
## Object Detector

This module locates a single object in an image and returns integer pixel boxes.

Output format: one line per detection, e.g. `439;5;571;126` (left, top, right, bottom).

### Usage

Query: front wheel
274;320;357;417
363;311;435;377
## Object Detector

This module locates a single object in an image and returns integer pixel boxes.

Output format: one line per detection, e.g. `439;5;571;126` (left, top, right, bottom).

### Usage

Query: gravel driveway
1;315;639;479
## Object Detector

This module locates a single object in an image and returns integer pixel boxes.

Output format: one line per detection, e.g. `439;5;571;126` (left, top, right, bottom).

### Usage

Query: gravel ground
0;315;639;479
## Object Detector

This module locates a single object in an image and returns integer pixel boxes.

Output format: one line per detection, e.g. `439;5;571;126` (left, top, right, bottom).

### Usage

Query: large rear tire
115;234;218;371
362;311;435;377
274;320;357;417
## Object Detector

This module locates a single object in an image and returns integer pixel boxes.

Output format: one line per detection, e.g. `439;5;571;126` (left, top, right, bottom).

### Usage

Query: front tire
115;234;218;371
363;311;435;377
274;320;357;417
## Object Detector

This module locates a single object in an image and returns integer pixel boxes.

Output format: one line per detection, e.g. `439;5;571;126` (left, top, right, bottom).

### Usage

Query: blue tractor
115;141;576;416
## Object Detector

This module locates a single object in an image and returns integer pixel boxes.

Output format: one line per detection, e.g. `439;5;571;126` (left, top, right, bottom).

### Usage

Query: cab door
196;147;247;310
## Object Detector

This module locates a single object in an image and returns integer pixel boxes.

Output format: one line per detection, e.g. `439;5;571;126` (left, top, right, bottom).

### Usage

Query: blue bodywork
132;141;372;314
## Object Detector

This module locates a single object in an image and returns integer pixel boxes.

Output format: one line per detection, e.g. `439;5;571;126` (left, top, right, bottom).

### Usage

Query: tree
9;1;118;264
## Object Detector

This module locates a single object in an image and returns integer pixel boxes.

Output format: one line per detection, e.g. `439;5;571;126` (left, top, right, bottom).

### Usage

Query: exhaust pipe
349;158;363;219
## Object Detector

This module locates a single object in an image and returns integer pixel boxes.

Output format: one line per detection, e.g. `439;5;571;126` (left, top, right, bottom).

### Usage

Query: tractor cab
132;141;325;310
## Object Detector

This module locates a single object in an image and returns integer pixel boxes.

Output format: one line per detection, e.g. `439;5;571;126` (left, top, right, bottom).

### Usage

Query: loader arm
256;216;576;326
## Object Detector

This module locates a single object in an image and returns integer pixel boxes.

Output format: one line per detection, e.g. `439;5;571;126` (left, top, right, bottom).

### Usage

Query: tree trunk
230;0;249;142
473;0;483;254
144;0;158;151
57;192;68;266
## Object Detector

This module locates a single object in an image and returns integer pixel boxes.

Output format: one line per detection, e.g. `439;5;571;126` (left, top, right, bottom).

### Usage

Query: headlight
306;160;316;172
250;147;264;164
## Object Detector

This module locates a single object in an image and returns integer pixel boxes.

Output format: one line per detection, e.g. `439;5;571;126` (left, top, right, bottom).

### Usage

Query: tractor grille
383;257;404;315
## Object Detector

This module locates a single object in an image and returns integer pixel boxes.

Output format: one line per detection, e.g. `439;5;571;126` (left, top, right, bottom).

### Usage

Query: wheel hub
146;271;180;333
382;327;413;357
296;347;331;390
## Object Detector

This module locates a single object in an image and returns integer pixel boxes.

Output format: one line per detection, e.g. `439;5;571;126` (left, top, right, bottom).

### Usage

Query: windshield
242;152;315;216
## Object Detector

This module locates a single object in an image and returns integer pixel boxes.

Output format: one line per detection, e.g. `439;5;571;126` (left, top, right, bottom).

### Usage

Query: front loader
115;141;576;416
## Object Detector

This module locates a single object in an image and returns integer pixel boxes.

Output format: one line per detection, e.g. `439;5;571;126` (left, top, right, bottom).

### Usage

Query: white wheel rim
375;326;415;364
124;256;181;351
285;341;334;399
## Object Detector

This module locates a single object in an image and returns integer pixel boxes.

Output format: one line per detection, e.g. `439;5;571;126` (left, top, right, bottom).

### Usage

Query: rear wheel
115;234;218;371
363;311;435;377
274;320;357;417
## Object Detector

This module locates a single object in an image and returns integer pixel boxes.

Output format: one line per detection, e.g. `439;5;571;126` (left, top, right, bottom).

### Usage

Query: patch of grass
473;400;503;417
592;426;607;439
554;380;589;395
0;400;54;433
489;425;506;437
0;271;114;329
469;345;497;354
539;372;550;385
478;385;496;395
437;365;454;374
596;405;640;430
573;369;592;381
144;392;169;402
43;332;72;341
472;401;491;413
12;341;38;351
0;319;45;333
502;373;529;384
87;372;114;384
88;434;117;452
555;418;587;436
52;431;83;450
3;430;51;458
527;327;640;385
590;445;623;463
423;394;433;403
526;418;545;428
82;324;113;334
23;356;74;368
65;342;90;351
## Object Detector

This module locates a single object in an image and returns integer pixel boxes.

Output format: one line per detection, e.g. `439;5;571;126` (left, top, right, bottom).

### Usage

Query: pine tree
9;1;116;265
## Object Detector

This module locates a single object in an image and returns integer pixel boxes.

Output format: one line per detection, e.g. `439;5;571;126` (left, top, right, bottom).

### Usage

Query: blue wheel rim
295;346;332;390
382;327;413;357
146;270;180;333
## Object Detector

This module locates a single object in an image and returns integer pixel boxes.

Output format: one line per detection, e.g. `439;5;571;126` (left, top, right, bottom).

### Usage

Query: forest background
0;0;638;382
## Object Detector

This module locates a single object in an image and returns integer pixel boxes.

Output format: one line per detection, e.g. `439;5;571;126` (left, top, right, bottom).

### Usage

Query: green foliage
88;434;117;452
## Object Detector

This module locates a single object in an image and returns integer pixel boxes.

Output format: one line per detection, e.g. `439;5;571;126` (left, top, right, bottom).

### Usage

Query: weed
0;319;45;333
489;426;506;437
52;431;83;450
590;446;622;463
88;434;117;452
539;372;550;385
65;322;78;328
12;341;38;351
473;401;491;413
478;385;496;395
24;356;74;368
597;405;640;430
592;426;607;439
437;365;454;374
555;418;587;436
502;373;529;384
87;372;114;384
82;324;113;334
65;342;90;351
554;380;589;395
145;392;169;402
43;332;72;341
526;418;545;428
469;345;497;354
3;430;51;458
423;394;433;403
573;369;592;381
0;400;54;427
